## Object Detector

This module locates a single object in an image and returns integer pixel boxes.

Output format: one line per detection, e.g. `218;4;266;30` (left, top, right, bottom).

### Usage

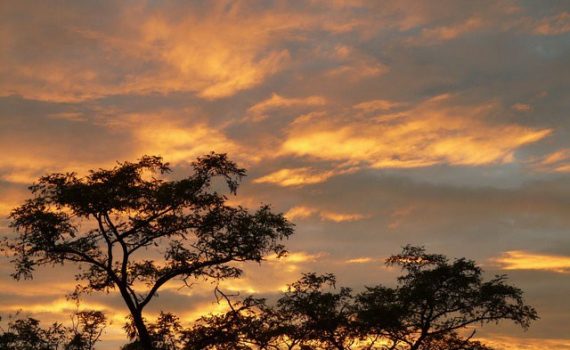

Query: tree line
2;154;537;349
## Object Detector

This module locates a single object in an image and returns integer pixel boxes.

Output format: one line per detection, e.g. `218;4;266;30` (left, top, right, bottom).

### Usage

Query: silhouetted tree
0;316;67;350
5;153;294;350
183;246;537;350
354;245;538;350
272;273;356;350
122;312;182;350
0;311;106;350
183;292;276;350
66;311;107;350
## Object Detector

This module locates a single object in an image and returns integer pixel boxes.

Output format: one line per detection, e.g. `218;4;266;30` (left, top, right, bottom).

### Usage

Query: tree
186;275;355;350
183;246;537;350
122;312;182;350
271;273;356;350
0;311;106;350
183;292;277;350
66;311;107;350
5;153;294;350
354;245;538;350
0;316;67;350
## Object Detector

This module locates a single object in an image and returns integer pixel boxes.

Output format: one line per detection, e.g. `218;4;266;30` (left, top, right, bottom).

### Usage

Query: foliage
0;311;106;350
183;246;538;350
5;153;294;349
355;245;538;350
122;312;183;350
66;311;107;350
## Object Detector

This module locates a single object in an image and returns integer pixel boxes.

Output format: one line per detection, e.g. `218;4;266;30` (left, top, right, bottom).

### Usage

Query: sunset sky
1;1;570;348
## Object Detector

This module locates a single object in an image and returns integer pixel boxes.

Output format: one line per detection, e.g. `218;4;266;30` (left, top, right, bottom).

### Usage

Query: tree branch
138;256;235;310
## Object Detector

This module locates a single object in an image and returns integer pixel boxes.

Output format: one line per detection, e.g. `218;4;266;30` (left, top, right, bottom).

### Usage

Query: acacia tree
354;245;539;350
184;246;537;350
187;274;355;350
0;317;67;350
5;153;294;350
67;311;107;350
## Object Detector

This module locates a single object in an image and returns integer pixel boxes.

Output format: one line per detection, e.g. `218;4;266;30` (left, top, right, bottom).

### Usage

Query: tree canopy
0;311;106;350
184;246;538;350
5;153;294;350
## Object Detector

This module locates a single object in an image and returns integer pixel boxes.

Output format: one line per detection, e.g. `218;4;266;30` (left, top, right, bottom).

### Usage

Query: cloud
246;94;327;122
533;149;570;173
492;251;570;273
282;94;552;169
0;2;299;102
254;167;337;187
285;205;367;223
345;257;375;264
511;103;532;112
412;16;484;44
388;205;416;230
533;12;570;36
133;120;246;165
323;49;389;81
353;99;403;113
479;335;570;350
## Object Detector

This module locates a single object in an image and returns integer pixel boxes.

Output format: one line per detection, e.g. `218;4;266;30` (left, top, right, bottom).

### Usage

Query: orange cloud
345;257;375;264
284;206;317;220
324;54;389;81
254;167;337;187
353;99;403;113
135;122;244;165
0;3;301;102
0;298;108;315
282;94;552;169
321;211;367;223
478;335;570;350
285;205;367;223
417;17;483;43
533;149;570;173
493;251;570;273
533;12;570;36
388;205;416;230
246;94;327;122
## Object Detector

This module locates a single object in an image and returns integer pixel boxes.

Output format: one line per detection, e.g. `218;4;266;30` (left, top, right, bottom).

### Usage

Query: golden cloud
533;149;570;173
134;121;245;165
493;251;570;273
282;94;552;169
285;205;367;223
345;257;375;264
353;99;403;113
283;205;317;220
0;3;300;102
479;335;570;350
246;94;327;122
254;167;337;187
0;298;108;315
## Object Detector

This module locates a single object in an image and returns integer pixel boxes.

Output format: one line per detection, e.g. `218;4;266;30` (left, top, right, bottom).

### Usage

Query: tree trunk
132;310;154;350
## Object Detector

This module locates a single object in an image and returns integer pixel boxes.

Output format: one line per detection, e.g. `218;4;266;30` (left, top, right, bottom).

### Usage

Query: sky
1;0;570;348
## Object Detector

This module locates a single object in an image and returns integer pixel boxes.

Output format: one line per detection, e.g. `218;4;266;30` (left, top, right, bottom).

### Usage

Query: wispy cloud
254;167;338;187
246;94;327;122
493;251;570;273
533;149;570;173
282;94;551;169
533;12;570;36
285;205;367;223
